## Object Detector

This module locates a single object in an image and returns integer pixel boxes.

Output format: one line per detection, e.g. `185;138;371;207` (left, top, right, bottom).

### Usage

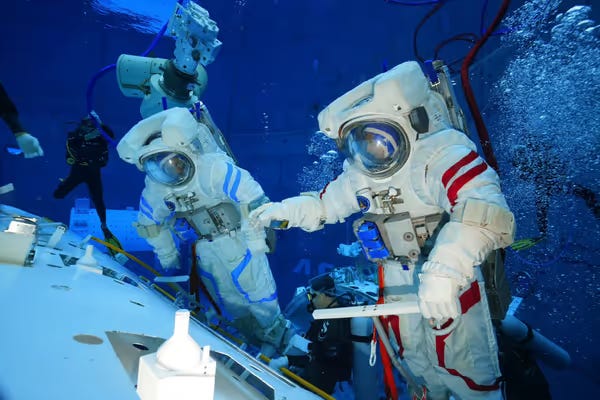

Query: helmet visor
340;119;410;177
142;151;194;186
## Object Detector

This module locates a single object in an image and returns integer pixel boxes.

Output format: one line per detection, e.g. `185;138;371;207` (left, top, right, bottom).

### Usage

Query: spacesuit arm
249;171;359;232
422;144;515;283
198;156;275;252
200;156;266;205
135;183;180;270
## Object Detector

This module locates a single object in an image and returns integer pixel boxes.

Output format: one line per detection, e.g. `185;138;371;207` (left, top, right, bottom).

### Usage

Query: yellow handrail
90;236;183;295
91;236;335;400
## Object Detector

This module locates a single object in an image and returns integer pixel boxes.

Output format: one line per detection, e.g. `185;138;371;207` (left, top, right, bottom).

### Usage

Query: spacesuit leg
195;235;289;351
423;269;502;400
383;261;449;400
387;314;450;400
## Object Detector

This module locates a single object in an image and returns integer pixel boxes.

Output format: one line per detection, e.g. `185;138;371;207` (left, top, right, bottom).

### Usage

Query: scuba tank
66;118;112;167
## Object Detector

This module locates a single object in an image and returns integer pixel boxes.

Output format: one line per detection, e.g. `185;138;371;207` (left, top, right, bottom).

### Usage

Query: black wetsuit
53;119;114;226
287;299;355;394
0;82;25;134
496;324;552;399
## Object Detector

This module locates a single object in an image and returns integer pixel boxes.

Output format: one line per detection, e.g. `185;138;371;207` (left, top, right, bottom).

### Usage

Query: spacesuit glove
15;132;44;158
418;273;461;321
158;251;181;271
241;220;269;254
248;202;290;230
249;196;323;232
268;356;289;370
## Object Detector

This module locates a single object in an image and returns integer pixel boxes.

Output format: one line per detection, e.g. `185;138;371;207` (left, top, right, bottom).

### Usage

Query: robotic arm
116;1;221;119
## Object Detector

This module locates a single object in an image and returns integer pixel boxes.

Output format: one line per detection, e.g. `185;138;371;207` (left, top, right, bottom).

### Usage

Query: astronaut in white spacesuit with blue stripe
117;107;302;354
249;61;516;399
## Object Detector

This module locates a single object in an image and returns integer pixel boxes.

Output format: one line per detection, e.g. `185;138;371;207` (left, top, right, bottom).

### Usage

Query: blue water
0;0;598;398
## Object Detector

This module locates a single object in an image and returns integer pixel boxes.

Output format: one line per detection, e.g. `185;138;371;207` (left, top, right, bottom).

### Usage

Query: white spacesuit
249;61;515;399
117;107;299;353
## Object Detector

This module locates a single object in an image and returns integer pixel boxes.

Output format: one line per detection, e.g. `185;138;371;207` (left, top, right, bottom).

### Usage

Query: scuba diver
270;273;358;395
0;81;44;158
116;107;307;356
53;112;122;254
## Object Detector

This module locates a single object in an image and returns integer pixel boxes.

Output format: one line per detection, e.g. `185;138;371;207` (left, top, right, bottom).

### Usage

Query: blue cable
480;0;490;36
85;0;183;146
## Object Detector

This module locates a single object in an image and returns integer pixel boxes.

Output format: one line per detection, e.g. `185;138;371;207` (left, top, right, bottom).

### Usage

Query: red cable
460;0;511;173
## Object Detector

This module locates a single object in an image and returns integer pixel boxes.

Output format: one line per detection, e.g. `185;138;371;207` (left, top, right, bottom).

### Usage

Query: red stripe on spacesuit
447;162;488;206
319;176;338;199
442;150;478;187
460;280;481;314
435;281;499;391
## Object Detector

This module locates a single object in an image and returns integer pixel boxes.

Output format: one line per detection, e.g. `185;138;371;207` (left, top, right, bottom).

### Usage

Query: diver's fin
102;227;124;257
510;236;545;251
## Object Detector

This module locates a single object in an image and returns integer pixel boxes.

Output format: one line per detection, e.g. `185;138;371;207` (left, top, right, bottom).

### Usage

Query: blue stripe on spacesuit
231;249;278;303
223;163;233;197
229;169;241;202
222;163;241;203
139;196;159;223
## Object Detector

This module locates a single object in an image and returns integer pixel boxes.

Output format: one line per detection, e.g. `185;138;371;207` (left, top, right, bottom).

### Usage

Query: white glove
15;133;44;158
241;219;269;254
337;241;363;257
248;202;290;230
269;356;289;370
158;251;180;271
418;273;461;320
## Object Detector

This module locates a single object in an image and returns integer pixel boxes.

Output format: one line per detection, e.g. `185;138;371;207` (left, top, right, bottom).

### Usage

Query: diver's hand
418;273;461;321
268;356;289;370
15;132;44;158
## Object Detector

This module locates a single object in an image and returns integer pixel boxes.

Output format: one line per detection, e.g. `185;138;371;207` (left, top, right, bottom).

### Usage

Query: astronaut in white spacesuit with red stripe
249;61;515;399
117;107;305;355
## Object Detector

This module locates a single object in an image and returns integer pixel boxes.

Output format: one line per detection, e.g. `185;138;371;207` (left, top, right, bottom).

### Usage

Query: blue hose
85;0;182;146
